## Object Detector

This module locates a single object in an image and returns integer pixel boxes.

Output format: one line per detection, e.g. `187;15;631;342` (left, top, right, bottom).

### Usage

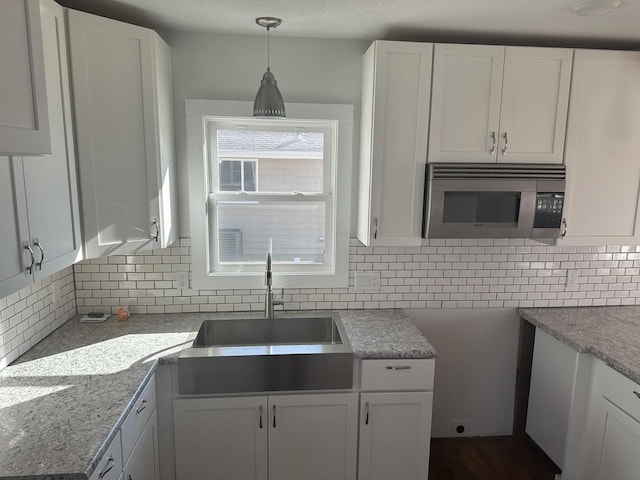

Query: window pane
216;201;326;263
217;129;324;193
220;160;242;191
243;161;256;192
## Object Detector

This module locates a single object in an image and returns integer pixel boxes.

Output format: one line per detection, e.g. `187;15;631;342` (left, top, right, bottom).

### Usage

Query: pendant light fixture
253;17;286;118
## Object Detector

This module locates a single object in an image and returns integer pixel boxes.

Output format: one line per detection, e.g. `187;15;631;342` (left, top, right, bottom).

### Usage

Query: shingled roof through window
218;130;324;155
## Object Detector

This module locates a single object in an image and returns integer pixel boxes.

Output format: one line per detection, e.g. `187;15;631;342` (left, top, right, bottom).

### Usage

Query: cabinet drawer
121;375;156;463
597;361;640;423
361;359;434;391
89;431;122;480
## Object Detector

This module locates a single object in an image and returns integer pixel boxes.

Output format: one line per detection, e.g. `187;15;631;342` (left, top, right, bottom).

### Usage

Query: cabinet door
582;396;640;480
22;0;82;279
269;393;358;480
123;412;159;480
358;392;432;480
560;50;640;245
0;0;50;155
173;396;268;480
357;41;432;246
68;10;159;257
0;157;31;298
498;47;572;164
429;44;504;163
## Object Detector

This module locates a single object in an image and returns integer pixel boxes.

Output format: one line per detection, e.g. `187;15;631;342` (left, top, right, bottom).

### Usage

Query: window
187;100;353;289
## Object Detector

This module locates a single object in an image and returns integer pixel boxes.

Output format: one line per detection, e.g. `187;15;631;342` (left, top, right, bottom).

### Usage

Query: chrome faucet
265;250;284;318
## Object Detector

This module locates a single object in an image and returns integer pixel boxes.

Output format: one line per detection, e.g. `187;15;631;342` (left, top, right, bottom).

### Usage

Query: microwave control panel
534;193;564;228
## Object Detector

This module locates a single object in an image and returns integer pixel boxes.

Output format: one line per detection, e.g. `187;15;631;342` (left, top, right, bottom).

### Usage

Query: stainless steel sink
178;312;353;395
193;316;344;347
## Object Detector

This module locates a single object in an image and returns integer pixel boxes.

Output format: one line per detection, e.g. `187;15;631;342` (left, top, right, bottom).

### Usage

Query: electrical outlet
566;269;579;287
355;272;380;291
176;272;189;290
451;419;470;437
51;282;61;306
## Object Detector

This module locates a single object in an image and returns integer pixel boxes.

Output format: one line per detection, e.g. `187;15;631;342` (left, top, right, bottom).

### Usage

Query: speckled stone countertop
0;309;434;480
519;306;640;385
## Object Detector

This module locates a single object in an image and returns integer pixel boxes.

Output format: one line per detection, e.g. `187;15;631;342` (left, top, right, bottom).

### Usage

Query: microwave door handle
519;191;537;234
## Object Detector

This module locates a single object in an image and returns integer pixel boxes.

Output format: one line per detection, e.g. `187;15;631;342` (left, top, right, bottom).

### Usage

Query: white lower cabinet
91;376;159;480
173;393;358;480
173;396;267;480
578;359;640;480
358;359;435;480
90;432;123;480
123;414;159;480
358;392;433;480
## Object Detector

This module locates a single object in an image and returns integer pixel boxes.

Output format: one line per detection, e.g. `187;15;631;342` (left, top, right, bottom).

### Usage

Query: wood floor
428;436;561;480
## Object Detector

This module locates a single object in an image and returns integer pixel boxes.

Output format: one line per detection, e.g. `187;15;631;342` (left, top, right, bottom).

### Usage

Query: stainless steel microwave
423;163;566;239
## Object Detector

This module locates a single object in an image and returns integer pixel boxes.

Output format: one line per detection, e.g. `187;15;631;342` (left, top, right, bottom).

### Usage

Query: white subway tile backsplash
0;267;75;370
64;238;640;313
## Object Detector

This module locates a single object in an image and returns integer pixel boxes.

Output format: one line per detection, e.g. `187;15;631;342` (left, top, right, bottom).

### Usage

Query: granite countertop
0;309;434;480
519;306;640;385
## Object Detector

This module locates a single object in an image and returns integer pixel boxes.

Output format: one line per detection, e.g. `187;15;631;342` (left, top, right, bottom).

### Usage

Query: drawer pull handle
136;398;148;414
99;455;115;479
259;405;263;429
634;390;640;400
273;405;277;428
386;366;412;370
365;402;370;425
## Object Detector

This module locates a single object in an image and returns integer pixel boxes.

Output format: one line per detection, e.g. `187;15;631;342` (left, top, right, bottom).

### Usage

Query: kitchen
2;0;640;479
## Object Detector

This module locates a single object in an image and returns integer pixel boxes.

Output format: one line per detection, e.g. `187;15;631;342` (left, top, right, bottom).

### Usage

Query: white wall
163;31;368;236
406;308;520;438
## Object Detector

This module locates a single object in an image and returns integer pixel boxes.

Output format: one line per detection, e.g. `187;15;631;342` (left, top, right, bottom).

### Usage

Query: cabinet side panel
152;35;177;248
357;43;376;245
526;329;578;467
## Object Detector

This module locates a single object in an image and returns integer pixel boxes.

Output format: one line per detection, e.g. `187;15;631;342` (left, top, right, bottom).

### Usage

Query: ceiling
57;0;640;48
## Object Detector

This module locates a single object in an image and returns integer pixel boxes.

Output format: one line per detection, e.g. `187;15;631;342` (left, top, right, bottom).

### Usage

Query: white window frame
186;99;353;290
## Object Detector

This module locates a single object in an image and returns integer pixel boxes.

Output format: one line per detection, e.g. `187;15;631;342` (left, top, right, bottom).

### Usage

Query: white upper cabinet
559;49;640;246
429;44;572;164
67;10;177;258
0;0;50;155
357;41;432;246
0;0;81;299
0;157;31;297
